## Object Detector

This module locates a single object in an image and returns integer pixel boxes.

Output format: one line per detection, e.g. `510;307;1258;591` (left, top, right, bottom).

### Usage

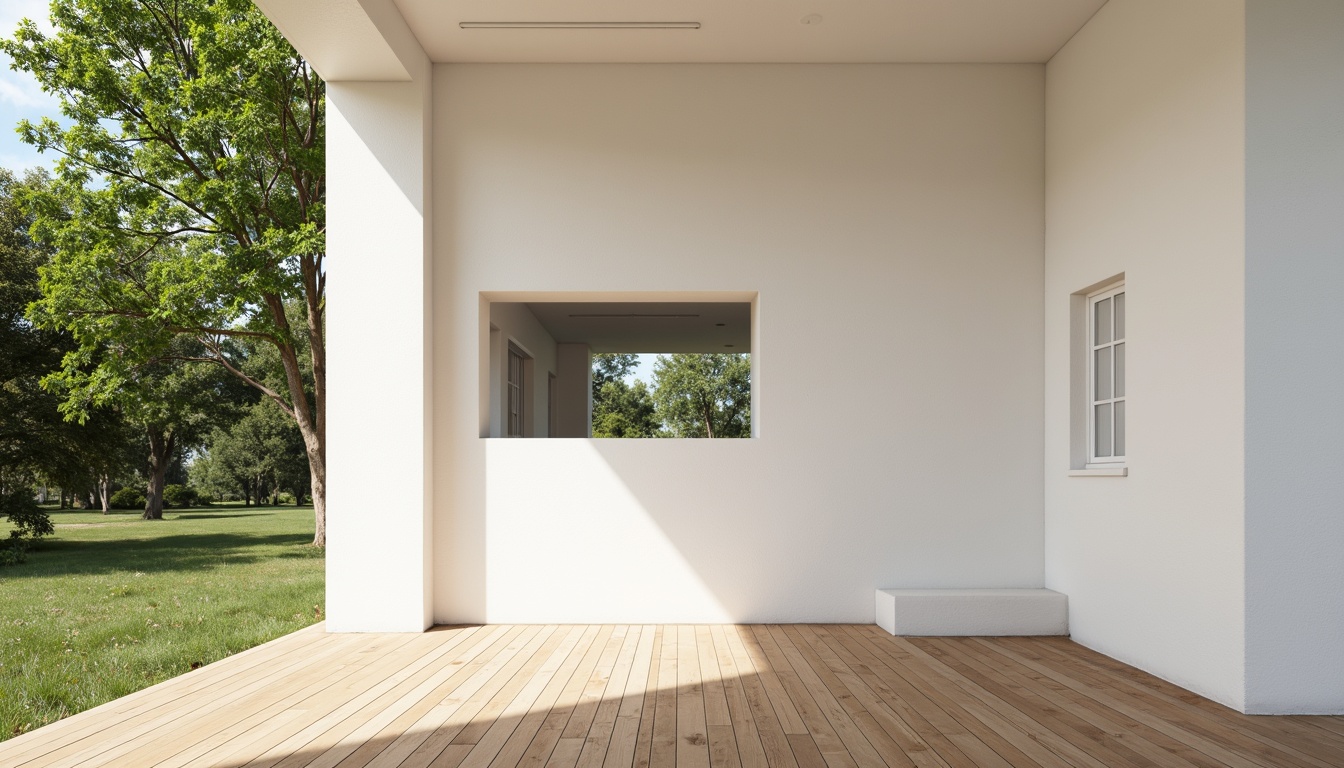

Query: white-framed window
507;343;526;438
1088;283;1125;464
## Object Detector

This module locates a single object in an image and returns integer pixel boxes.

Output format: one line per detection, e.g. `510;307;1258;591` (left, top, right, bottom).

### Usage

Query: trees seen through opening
591;353;751;438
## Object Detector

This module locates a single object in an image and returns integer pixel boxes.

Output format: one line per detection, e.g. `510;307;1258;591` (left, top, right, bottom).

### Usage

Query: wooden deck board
2;625;1342;768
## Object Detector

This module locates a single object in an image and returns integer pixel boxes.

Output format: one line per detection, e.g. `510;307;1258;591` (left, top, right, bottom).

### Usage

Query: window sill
1068;467;1128;477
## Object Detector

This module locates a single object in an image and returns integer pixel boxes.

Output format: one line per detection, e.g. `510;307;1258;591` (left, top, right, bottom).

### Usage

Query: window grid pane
1094;403;1113;457
1094;347;1113;400
1095;297;1113;345
1114;342;1125;398
1114;292;1125;340
1114;400;1126;456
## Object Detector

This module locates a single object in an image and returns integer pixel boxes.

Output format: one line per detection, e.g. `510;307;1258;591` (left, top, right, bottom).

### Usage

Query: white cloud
0;0;57;35
0;66;50;109
0;0;60;107
0;1;62;169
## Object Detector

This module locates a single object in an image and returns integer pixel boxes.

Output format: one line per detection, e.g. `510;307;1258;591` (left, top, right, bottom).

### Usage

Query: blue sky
0;0;59;172
630;353;657;387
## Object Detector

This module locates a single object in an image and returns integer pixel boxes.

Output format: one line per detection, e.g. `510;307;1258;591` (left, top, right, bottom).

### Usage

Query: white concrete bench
875;588;1068;636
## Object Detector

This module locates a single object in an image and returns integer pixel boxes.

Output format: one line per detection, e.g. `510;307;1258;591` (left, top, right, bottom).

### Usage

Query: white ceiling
524;302;752;353
392;0;1107;64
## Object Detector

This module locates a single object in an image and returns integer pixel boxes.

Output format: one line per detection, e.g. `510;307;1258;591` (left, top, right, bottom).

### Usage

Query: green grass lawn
0;504;324;741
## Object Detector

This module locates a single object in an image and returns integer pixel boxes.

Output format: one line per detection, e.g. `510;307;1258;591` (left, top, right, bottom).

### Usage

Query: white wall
315;0;435;633
485;303;558;437
433;64;1046;623
1244;0;1344;715
1043;1;1247;708
325;74;435;629
554;343;591;438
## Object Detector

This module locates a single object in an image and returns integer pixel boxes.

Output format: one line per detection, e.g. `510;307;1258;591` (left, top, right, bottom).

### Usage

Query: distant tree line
1;168;312;565
591;353;751;439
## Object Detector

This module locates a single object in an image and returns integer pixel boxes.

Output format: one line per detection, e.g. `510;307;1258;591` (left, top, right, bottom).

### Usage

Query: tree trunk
308;448;326;545
144;427;175;520
210;292;325;542
262;294;326;546
98;475;111;514
59;489;68;509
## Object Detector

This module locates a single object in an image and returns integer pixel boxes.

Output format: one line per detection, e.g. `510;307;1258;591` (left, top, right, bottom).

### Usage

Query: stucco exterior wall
1244;0;1344;715
432;64;1047;623
1043;1;1247;708
485;303;559;438
325;76;435;631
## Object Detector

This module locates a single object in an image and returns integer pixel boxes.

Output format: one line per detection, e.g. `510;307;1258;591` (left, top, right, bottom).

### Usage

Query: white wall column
1245;0;1344;714
252;0;434;632
325;78;433;631
554;343;591;437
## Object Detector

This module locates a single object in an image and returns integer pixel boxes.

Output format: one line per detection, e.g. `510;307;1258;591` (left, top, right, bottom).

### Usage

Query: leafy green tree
1;169;64;478
5;0;328;543
1;168;139;547
592;379;659;438
651;354;751;438
186;449;240;504
590;353;659;437
592;353;639;400
194;398;308;506
43;336;240;519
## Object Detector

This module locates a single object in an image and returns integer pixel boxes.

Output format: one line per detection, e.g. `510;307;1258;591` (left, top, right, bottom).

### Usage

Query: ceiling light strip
459;21;701;30
568;313;701;318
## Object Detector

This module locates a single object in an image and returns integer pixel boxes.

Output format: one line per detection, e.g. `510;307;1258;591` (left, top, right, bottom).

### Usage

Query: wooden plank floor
3;624;1343;768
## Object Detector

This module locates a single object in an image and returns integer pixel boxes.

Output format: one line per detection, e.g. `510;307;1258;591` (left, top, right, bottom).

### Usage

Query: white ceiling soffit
524;302;752;353
253;0;413;80
392;0;1107;64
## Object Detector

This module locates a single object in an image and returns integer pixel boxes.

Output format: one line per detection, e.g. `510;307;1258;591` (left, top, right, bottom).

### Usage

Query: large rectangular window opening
482;295;756;438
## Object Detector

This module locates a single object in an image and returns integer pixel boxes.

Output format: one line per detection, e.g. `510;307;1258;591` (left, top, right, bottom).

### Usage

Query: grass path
0;504;324;741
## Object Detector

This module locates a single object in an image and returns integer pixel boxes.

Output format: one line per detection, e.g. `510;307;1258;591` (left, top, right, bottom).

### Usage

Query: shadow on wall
330;82;425;215
478;438;919;624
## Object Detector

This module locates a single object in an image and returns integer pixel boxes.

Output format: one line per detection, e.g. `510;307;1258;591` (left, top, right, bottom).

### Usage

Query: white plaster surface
1043;0;1247;709
554;343;591;438
1244;0;1344;715
486;303;559;437
875;589;1067;636
251;0;413;80
325;80;434;632
433;64;1047;624
394;0;1105;65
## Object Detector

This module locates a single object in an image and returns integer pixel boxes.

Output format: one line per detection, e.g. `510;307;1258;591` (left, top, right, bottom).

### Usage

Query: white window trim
1086;283;1126;467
